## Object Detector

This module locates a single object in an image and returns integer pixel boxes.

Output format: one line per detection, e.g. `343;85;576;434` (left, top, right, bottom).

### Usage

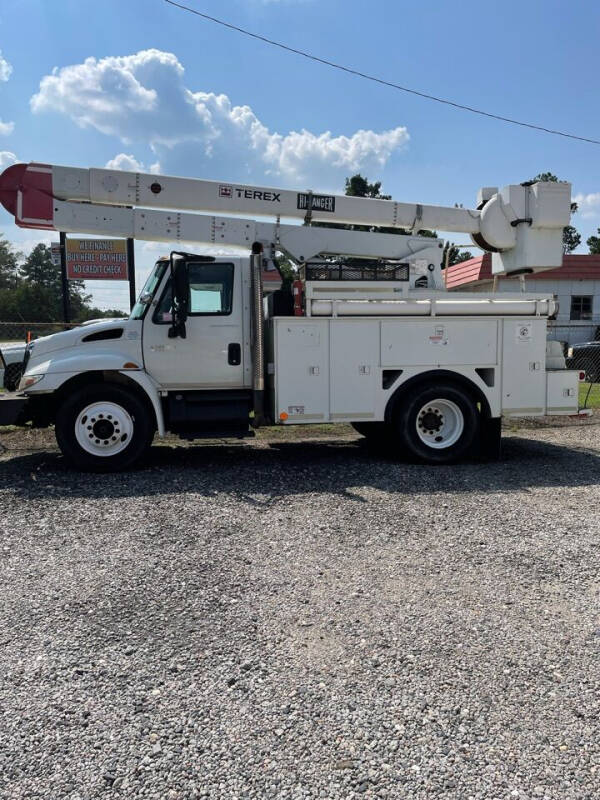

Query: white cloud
574;192;600;219
0;150;17;168
105;153;144;171
31;49;409;186
0;52;14;135
0;119;14;136
0;51;12;82
106;152;162;173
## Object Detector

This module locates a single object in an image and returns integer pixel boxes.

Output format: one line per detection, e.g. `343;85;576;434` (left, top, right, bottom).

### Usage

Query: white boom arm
0;162;572;274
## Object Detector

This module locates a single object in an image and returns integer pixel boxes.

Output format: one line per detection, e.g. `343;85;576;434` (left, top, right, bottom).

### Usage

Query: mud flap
0;394;29;426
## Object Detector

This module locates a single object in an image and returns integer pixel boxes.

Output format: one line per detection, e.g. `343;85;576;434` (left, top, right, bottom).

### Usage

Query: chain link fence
0;322;82;391
549;323;600;410
0;321;80;345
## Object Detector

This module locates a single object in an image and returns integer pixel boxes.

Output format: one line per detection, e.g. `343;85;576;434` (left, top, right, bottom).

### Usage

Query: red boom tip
0;162;27;217
0;162;55;229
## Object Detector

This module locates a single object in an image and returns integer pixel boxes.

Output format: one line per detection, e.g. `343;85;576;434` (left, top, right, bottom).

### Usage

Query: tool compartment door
546;370;578;415
330;320;378;420
380;319;497;366
274;319;329;423
501;319;546;415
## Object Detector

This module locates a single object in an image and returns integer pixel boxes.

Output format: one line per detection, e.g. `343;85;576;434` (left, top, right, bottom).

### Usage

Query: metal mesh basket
302;261;409;281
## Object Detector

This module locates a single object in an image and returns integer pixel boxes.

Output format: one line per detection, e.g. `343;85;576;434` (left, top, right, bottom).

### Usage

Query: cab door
142;260;245;389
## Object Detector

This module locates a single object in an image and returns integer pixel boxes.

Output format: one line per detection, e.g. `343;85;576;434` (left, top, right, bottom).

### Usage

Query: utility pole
127;238;136;310
59;232;70;324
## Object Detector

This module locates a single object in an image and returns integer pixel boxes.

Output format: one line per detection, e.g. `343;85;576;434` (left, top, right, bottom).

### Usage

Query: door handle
228;343;241;366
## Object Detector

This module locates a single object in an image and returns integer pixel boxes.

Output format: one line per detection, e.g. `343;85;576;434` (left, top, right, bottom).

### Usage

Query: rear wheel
55;383;155;471
394;382;479;464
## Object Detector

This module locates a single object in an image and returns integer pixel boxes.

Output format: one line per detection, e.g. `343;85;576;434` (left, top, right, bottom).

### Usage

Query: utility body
0;162;580;469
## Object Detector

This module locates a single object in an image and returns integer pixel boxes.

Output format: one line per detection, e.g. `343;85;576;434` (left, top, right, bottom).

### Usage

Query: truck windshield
130;260;169;320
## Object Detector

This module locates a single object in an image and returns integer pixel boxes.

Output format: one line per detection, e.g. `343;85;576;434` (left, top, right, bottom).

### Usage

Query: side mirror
168;255;189;339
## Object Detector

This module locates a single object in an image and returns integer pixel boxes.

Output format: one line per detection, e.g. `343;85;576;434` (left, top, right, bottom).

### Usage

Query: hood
28;319;135;360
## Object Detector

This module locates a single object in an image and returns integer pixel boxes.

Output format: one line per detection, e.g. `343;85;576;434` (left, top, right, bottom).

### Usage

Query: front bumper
0;393;29;426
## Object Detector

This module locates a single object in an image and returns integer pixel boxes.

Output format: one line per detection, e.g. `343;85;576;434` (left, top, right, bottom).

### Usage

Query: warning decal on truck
429;325;447;345
516;323;532;343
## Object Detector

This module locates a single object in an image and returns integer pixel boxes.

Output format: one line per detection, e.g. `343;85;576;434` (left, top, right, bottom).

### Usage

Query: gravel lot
1;422;600;799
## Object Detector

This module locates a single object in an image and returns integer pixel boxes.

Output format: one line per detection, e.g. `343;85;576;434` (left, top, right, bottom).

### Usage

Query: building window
570;295;593;321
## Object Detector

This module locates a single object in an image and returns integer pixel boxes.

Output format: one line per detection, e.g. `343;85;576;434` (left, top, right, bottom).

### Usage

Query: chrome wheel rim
415;398;464;449
75;402;133;457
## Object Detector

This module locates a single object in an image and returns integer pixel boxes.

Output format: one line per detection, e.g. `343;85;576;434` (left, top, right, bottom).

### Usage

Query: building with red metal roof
445;254;600;344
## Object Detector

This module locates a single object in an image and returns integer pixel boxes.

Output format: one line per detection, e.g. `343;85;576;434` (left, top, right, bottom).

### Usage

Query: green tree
19;244;91;320
529;172;580;253
442;242;474;268
587;229;600;254
77;306;128;322
274;253;296;290
0;238;128;322
562;225;581;254
344;174;390;199
318;173;437;238
0;234;22;290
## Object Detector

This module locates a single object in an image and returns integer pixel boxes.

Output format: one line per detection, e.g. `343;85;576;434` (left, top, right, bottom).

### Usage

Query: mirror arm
168;251;191;339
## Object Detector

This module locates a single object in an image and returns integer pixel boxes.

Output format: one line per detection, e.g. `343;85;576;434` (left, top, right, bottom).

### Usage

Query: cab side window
189;263;234;315
152;262;234;323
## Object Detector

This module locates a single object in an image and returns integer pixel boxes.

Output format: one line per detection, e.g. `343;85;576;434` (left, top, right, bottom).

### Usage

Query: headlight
567;347;574;357
19;374;44;390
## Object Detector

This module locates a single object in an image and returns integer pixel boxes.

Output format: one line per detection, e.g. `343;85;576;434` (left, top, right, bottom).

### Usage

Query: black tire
55;383;155;472
393;382;479;464
351;421;389;440
4;363;23;392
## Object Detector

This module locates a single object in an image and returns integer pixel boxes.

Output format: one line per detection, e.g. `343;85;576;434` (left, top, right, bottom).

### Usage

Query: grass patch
580;382;600;409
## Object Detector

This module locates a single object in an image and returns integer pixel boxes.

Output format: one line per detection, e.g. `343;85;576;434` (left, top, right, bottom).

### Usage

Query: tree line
0;239;126;322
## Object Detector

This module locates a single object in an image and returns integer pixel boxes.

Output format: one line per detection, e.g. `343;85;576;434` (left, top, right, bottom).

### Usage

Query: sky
1;0;599;311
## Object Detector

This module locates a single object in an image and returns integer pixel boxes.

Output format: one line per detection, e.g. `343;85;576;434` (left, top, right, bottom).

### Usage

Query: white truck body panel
380;319;498;368
270;315;579;424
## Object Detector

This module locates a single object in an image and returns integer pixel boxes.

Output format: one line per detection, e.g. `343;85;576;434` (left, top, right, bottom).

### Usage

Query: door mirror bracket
168;252;191;339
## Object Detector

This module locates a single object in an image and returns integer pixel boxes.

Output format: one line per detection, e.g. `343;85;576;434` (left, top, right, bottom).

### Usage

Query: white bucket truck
0;162;578;469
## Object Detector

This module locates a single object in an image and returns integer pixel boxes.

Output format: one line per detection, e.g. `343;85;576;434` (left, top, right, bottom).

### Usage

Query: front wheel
394;383;479;464
55;383;155;471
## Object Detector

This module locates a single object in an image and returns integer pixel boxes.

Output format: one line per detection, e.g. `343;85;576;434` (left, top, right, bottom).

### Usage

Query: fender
384;368;496;423
121;370;165;436
23;351;166;436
